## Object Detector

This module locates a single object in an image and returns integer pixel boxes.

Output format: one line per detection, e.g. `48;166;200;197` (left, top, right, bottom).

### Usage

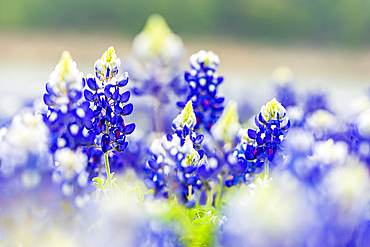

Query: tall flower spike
145;132;204;205
236;98;290;177
84;46;135;154
43;52;95;152
179;50;225;131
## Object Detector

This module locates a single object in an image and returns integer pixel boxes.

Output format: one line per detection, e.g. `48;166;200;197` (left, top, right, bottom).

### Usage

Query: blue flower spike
83;46;135;199
145;99;206;207
43;51;95;152
84;46;135;154
180;50;225;132
236;98;290;178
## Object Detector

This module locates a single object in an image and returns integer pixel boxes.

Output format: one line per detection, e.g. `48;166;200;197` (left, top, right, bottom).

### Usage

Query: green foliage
94;175;223;246
163;199;219;247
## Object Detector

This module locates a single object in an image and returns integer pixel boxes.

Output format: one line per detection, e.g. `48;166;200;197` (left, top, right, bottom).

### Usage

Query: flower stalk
104;152;113;199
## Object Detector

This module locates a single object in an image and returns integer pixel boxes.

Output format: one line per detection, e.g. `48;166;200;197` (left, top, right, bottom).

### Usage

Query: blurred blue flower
43;51;95;152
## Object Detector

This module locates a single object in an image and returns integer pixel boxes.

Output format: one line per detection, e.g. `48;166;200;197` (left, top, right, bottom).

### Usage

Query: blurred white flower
6;112;49;152
306;109;337;132
54;148;87;180
270;66;295;86
357;109;370;137
311;139;348;166
132;14;185;65
286;105;304;124
287;129;314;153
229;171;310;247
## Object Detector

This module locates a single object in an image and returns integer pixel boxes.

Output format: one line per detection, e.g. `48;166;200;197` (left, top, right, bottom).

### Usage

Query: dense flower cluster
235;98;290;176
84;46;135;153
178;50;225;131
145;101;205;206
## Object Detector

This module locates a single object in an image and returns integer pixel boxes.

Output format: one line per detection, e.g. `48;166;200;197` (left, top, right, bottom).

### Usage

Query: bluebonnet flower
84;146;104;181
125;14;188;133
237;98;290;176
132;14;185;68
107;128;152;177
304;88;329;115
271;66;297;108
222;129;254;188
43;51;95;152
178;50;225;131
84;46;135;154
145;101;205;205
172;100;203;146
198;101;247;188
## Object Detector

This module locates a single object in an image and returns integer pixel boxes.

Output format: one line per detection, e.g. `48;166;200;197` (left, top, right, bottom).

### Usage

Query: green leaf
122;182;128;193
113;181;123;196
92;177;104;189
135;187;144;202
146;189;154;194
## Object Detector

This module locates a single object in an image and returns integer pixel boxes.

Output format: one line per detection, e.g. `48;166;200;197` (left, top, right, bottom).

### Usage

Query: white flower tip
271;66;294;86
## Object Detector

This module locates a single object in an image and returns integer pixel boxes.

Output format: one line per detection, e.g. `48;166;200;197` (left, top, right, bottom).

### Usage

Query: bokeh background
1;0;370;117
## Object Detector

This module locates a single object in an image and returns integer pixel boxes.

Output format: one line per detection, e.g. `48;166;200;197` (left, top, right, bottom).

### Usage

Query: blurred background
1;0;370;115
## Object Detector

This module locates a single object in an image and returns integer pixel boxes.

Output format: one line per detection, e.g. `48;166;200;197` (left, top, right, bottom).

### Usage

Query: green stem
188;185;192;201
105;153;113;199
264;159;269;178
205;187;213;211
215;178;223;209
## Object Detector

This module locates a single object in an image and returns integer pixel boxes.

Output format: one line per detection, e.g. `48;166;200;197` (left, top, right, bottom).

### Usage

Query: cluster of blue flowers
2;15;370;247
243;98;290;168
144;100;205;207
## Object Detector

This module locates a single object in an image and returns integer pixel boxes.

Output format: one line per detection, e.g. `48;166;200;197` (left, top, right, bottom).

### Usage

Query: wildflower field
1;14;370;247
